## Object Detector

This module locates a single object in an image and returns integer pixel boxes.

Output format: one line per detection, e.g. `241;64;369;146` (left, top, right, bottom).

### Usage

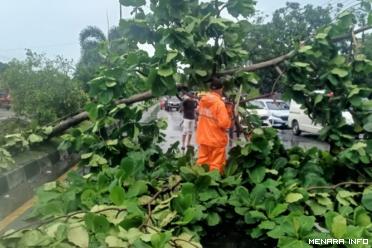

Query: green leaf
158;211;177;227
250;185;266;205
331;55;346;65
306;200;327;216
195;69;208;77
28;134;43;143
85;213;111;234
249;166;266;184
363;122;372;132
327;75;339;86
67;225;89;248
127;180;148;198
314;94;323;105
90;154;107;167
259;220;276;230
81;189;96;208
207;212;221;226
331;215;347;238
268;203;288;219
81;152;93;159
123;137;138;150
43;126;53;135
151;231;172;248
166;51;178;63
354;206;371;227
19;230;50;247
285;193;303;203
110;186;125;205
157;66;174;77
178;207;204;225
298;45;312;53
369;13;372;25
293;62;310;68
293;84;306;91
147;68;158;86
85;103;99;120
350;96;363;107
278;237;312;248
362;188;372;211
331;68;348;78
106;81;117;87
105;236;127;247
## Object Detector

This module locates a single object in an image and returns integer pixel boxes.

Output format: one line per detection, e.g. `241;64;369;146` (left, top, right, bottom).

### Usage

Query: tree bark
50;90;154;137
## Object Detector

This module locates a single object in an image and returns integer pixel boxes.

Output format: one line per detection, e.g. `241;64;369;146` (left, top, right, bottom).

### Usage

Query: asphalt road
0;108;13;121
158;109;330;152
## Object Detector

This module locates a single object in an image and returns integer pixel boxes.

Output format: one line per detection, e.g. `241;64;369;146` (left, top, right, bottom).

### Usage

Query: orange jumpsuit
196;92;231;173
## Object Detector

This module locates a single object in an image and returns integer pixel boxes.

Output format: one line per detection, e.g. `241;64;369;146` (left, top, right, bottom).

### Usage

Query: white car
247;99;290;128
288;99;354;135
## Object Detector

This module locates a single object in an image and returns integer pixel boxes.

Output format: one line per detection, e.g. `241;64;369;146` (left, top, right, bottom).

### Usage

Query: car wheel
292;120;301;136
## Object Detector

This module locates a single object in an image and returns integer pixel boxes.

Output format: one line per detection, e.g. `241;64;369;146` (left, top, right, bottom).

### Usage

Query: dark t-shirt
183;99;197;120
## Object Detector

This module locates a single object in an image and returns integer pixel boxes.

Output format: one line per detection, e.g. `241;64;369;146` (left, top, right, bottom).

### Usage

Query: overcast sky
0;0;328;63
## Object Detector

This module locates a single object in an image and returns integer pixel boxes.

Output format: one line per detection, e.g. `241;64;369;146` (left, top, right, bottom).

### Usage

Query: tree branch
50;84;187;137
217;25;372;76
0;207;126;238
331;25;372;43
307;181;372;191
217;50;296;76
139;179;182;230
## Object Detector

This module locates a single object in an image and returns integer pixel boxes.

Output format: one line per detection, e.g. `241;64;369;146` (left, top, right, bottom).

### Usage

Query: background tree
1;50;87;125
75;26;107;85
0;62;7;73
245;2;332;93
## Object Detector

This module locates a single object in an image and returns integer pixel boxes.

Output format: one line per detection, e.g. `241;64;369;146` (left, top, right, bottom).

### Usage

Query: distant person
196;78;231;173
181;93;198;150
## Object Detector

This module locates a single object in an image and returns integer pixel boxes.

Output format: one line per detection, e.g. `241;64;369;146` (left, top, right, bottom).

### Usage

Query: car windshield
248;101;265;109
266;101;289;110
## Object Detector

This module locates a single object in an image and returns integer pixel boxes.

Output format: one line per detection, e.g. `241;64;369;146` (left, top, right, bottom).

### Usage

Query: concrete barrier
0;143;78;220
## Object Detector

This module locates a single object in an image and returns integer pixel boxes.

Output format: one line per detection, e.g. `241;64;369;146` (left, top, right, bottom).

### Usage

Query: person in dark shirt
181;94;198;150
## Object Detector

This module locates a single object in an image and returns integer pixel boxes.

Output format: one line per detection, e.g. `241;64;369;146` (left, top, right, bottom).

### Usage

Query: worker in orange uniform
196;78;231;173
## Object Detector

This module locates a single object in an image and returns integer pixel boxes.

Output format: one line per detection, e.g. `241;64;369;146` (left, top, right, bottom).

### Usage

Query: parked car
165;96;181;111
0;92;11;109
288;99;354;135
247;99;289;128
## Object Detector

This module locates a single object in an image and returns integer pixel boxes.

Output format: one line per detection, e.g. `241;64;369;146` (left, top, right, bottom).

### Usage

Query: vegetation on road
0;0;372;247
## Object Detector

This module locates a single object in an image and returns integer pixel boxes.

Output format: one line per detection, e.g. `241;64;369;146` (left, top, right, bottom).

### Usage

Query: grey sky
0;0;329;63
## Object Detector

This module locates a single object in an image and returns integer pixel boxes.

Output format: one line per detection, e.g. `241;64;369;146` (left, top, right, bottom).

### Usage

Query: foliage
0;118;31;144
75;26;107;85
2;128;372;247
0;62;7;74
244;2;332;93
284;9;372;151
0;0;372;247
362;33;372;60
0;50;87;125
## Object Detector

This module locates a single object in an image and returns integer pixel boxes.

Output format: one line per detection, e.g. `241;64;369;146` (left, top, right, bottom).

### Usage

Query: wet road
0;108;13;121
158;109;330;152
158;109;196;150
